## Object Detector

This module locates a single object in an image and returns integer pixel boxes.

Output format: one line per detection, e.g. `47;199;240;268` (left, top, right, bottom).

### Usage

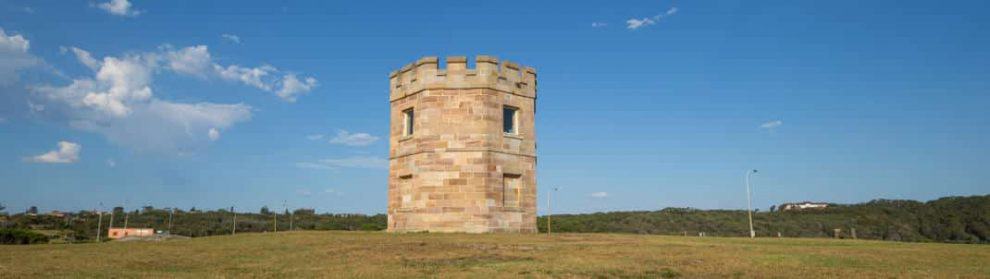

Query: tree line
0;206;386;243
1;195;987;244
536;195;990;244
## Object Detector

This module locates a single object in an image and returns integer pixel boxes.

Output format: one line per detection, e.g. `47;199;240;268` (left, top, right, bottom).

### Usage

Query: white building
779;202;829;211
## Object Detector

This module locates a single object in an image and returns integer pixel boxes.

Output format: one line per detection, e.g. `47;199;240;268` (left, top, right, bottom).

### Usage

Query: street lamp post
167;208;174;234
746;169;758;238
547;187;558;237
231;206;237;235
96;210;103;242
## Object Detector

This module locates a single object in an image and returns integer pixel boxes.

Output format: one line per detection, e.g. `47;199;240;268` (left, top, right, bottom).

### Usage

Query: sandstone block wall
387;56;537;233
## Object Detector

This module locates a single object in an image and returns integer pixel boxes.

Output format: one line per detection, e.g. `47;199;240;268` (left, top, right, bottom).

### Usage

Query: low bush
0;228;50;245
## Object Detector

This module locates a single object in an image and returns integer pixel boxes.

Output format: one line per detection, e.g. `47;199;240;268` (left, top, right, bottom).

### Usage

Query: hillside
1;231;988;278
541;195;990;243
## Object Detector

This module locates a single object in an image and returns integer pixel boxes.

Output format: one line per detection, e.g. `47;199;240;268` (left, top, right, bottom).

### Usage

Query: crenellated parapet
389;55;537;102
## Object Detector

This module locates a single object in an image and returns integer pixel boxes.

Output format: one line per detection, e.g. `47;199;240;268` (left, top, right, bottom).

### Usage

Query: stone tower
387;56;537;233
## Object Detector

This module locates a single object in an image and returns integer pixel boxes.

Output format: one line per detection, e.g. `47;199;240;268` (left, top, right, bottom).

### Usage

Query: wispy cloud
328;130;379;146
97;0;141;17
760;120;783;129
276;74;318;102
296;189;313;197
208;128;221;141
220;34;241;44
323;188;342;196
296;156;388;170
590;192;609;198
62;46;101;71
627;7;678;30
306;134;325;141
626;18;655;30
591;22;608;28
26;141;81;164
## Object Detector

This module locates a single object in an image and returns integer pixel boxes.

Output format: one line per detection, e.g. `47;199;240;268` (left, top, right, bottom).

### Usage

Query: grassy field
1;231;988;278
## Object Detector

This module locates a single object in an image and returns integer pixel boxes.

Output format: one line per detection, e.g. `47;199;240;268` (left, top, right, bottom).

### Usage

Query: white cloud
0;27;38;85
27;141;81;164
221;34;241;44
626;18;655;30
27;101;44;112
760;120;783;129
24;41;317;153
323;188;342;196
208;128;220;141
328;130;378;146
591;22;607;28
164;45;212;77
97;0;141;17
296;189;312;197
306;134;325;141
73;100;250;153
297;156;388;170
276;74;318;102
590;192;609;198
0;28;30;55
626;6;678;30
67;47;101;71
33;71;252;153
80;54;156;116
161;45;317;102
107;159;116;167
214;64;276;91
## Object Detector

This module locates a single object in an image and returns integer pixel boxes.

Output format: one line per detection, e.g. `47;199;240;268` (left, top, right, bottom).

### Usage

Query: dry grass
1;231;988;278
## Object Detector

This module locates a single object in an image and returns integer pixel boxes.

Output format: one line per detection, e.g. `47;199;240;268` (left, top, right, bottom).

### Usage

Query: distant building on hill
779;202;829;211
108;228;154;239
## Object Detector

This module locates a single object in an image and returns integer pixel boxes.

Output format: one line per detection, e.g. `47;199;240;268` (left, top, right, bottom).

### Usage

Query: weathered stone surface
388;56;537;233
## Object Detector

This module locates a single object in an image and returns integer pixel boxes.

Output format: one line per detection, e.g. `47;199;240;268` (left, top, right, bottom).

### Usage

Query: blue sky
1;0;988;214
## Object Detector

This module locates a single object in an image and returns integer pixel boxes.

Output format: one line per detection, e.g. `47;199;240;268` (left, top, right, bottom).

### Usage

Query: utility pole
96;209;104;242
273;207;278;233
167;208;174;234
231;206;237;235
108;209;115;230
746;169;758;238
122;201;129;231
547;187;557;237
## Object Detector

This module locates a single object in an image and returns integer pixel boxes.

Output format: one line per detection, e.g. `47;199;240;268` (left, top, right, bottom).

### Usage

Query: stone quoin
387;56;538;233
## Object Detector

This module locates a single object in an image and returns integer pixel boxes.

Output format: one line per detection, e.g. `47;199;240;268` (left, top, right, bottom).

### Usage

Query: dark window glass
403;109;414;136
503;107;517;134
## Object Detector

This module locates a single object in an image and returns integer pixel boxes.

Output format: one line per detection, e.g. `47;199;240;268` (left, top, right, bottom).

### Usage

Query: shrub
0;228;50;245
